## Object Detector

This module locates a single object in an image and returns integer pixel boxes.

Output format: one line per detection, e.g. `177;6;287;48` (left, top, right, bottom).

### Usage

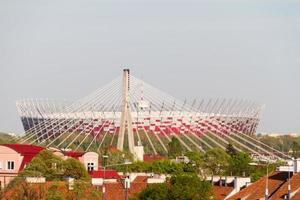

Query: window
0;161;2;169
7;161;14;170
52;163;57;169
87;162;95;171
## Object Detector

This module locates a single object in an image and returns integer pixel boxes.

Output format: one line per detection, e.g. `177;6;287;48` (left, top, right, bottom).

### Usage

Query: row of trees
113;137;279;182
136;174;213;200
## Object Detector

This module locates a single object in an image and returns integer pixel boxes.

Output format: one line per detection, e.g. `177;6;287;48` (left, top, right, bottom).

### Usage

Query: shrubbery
138;174;213;200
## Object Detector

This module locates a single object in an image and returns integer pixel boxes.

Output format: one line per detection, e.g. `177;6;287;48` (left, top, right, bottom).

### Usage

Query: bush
63;158;90;181
139;183;169;200
138;174;213;200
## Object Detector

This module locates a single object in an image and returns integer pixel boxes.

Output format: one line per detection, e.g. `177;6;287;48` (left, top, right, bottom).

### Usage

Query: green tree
169;174;213;200
138;183;169;200
185;151;203;174
202;148;230;175
225;143;237;156
23;150;64;180
291;141;300;158
46;183;64;200
63;158;90;181
168;137;183;158
227;152;251;176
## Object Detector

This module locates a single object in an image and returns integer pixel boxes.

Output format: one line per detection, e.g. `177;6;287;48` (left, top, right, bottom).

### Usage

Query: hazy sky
0;0;299;134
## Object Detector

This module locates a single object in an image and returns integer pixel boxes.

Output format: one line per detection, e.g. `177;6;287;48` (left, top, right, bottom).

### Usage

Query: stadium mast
117;69;135;153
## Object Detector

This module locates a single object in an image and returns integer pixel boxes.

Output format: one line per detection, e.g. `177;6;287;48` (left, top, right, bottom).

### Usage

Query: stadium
16;69;289;161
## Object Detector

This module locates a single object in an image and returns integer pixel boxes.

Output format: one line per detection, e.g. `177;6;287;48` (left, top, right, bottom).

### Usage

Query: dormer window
52;163;57;169
87;163;95;171
7;161;14;170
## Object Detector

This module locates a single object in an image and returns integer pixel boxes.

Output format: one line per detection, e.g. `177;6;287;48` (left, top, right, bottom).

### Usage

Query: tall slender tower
117;69;135;153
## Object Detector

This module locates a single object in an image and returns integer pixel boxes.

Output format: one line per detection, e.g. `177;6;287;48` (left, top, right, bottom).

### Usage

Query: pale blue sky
0;0;299;134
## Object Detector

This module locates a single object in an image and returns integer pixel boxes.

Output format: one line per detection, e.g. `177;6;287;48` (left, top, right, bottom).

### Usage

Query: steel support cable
202;120;268;160
89;92;124;152
172;99;205;152
52;82;122;149
170;125;205;152
19;78;120;142
21;91;117;145
133;76;269;158
131;99;160;155
110;124;118;146
26;78;122;145
130;90;158;154
135;90;172;143
181;103;214;150
139;79;243;152
142;85;262;155
95;120;114;152
165;127;192;151
128;80;144;146
142;87;202;151
213;119;290;159
20;76;122;143
193;117;232;150
141;90;192;152
137;104;169;154
181;100;208;151
68;85;123;151
131;76;190;111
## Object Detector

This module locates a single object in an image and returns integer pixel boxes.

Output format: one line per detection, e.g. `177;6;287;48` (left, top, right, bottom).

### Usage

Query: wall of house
80;152;99;171
0;146;23;188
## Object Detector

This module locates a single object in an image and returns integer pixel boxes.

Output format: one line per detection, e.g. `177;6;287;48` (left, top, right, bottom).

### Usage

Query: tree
138;183;169;200
202;148;230;175
228;152;251;176
22;150;64;180
46;183;64;200
169;174;213;200
226;143;237;156
168;137;183;158
291;141;300;158
185;151;203;174
138;174;213;200
63;158;90;181
100;147;133;167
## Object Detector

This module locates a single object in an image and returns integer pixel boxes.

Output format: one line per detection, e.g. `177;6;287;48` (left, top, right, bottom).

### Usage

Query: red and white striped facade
17;73;270;158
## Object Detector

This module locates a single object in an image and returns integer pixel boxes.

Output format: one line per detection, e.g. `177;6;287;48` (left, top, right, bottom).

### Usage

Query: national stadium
16;69;290;161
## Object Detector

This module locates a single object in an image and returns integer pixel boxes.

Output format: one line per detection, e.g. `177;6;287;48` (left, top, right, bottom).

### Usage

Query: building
0;144;99;188
228;160;300;200
0;144;44;188
16;70;268;159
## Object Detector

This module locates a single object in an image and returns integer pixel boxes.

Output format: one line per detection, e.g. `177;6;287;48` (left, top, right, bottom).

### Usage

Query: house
228;159;300;200
100;173;148;200
90;169;120;186
0;144;99;188
206;176;251;200
0;144;44;188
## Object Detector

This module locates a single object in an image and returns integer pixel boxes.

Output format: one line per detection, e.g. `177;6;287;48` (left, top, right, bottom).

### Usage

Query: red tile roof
213;186;234;200
89;170;120;179
103;179;147;200
228;172;288;200
63;151;85;159
132;176;148;183
3;144;44;155
2;144;45;171
270;172;299;200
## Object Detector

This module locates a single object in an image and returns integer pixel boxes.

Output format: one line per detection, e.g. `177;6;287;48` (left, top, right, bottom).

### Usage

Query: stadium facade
16;69;289;161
